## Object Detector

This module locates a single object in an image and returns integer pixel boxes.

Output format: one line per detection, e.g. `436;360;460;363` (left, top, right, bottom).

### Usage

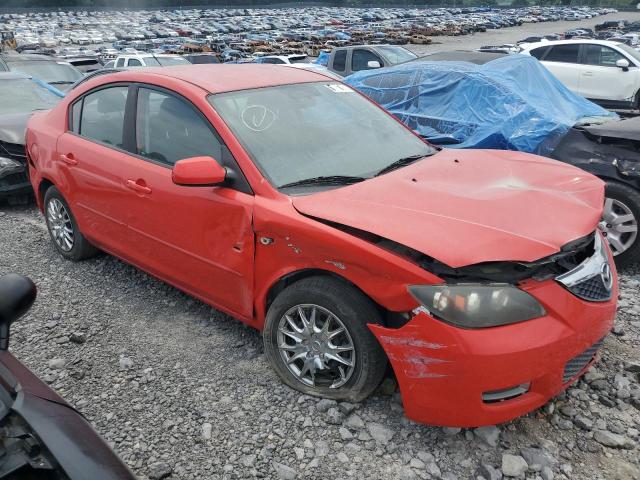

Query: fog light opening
482;383;531;404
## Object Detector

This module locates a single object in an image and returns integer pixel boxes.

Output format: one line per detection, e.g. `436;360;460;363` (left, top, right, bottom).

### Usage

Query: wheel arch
36;177;55;212
260;268;399;330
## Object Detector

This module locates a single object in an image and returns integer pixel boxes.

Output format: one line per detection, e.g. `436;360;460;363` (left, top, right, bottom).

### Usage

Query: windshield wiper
48;81;73;85
279;175;367;189
375;154;428;177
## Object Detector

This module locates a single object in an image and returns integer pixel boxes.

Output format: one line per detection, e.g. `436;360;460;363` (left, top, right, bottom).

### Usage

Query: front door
122;86;255;319
578;44;637;104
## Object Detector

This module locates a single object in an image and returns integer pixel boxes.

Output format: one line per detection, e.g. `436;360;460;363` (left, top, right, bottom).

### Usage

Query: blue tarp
345;55;617;156
316;51;330;66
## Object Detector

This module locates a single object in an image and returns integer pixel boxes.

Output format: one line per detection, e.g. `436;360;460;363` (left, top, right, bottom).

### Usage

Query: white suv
521;39;640;110
113;53;191;69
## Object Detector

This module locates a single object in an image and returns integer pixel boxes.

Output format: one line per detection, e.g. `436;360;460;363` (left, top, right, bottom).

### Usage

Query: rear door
55;84;133;253
578;43;637;104
539;43;581;92
121;85;255;318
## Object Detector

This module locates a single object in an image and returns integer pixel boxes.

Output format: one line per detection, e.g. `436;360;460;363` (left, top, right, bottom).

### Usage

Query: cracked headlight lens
408;284;546;329
0;156;23;177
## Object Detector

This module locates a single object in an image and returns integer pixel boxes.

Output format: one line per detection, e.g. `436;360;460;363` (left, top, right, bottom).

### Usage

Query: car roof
101;64;330;94
522;39;622;50
118;53;181;57
414;50;506;64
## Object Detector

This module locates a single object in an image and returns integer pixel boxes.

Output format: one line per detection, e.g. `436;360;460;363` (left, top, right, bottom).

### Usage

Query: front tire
264;276;387;402
602;181;640;268
44;186;98;261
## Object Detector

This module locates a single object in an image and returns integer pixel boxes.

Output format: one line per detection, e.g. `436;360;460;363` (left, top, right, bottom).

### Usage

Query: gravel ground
1;14;640;477
405;11;640;55
0;201;638;480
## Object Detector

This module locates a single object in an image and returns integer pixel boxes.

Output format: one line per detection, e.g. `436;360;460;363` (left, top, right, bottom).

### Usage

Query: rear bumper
369;278;617;427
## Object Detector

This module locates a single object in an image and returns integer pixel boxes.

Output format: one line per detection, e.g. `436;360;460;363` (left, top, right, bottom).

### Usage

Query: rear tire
263;276;387;402
603;181;640;268
43;186;98;261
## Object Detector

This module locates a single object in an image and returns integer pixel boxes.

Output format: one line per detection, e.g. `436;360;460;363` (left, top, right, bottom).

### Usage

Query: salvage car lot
1;204;639;480
0;9;639;480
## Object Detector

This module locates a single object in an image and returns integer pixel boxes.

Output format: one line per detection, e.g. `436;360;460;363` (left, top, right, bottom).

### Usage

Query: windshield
617;44;640;64
0;78;61;114
209;82;435;189
289;56;310;64
8;61;82;84
377;46;417;65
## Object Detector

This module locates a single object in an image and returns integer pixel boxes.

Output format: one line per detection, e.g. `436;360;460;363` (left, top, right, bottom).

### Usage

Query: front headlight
0;156;24;177
408;284;546;329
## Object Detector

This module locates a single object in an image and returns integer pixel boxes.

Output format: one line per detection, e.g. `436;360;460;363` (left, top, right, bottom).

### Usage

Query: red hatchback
26;65;617;427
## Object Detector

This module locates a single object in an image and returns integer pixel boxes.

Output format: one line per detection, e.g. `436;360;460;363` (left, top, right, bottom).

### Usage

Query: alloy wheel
276;304;356;389
47;198;75;252
600;197;638;257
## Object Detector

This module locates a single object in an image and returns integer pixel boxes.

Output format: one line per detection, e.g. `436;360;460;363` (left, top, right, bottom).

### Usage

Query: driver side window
582;44;626;67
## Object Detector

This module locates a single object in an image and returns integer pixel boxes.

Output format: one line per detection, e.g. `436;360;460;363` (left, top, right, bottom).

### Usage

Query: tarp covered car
345;55;615;156
345;55;640;267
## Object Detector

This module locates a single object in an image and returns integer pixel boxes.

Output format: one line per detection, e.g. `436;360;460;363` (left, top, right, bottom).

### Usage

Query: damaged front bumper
369;275;617;428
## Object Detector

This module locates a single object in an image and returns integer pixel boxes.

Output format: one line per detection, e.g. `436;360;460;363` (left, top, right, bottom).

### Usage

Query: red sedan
26;65;617;427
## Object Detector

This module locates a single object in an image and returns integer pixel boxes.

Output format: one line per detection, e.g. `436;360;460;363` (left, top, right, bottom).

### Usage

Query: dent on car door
541;44;581;92
55;85;132;250
123;86;255;319
578;44;637;103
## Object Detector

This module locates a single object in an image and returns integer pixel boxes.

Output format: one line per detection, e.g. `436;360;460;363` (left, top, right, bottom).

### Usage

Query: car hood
292;149;604;268
582;116;640;142
0;112;31;145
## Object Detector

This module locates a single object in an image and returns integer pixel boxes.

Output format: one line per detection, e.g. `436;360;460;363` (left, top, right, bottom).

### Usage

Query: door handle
582;71;594;76
125;179;152;194
59;154;78;166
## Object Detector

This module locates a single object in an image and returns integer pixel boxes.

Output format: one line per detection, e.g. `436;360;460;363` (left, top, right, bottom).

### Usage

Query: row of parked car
2;5;617;63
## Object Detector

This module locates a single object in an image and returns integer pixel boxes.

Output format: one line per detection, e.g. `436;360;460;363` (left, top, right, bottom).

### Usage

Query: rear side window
352;49;382;72
128;58;143;67
71;100;81;133
135;88;223;166
333;50;347;72
582;44;626;67
530;46;550;60
79;86;128;147
544;44;580;63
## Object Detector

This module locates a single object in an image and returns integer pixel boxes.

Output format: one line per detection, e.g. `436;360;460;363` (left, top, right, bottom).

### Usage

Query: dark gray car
0;72;63;203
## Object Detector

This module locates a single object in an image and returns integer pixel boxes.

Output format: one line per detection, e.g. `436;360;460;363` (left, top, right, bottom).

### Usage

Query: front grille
555;233;613;303
563;338;603;383
0;141;26;160
568;274;611;302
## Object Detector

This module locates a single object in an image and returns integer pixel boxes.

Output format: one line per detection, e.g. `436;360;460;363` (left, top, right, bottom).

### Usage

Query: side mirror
616;58;630;71
172;156;227;186
0;274;37;351
367;60;382;69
